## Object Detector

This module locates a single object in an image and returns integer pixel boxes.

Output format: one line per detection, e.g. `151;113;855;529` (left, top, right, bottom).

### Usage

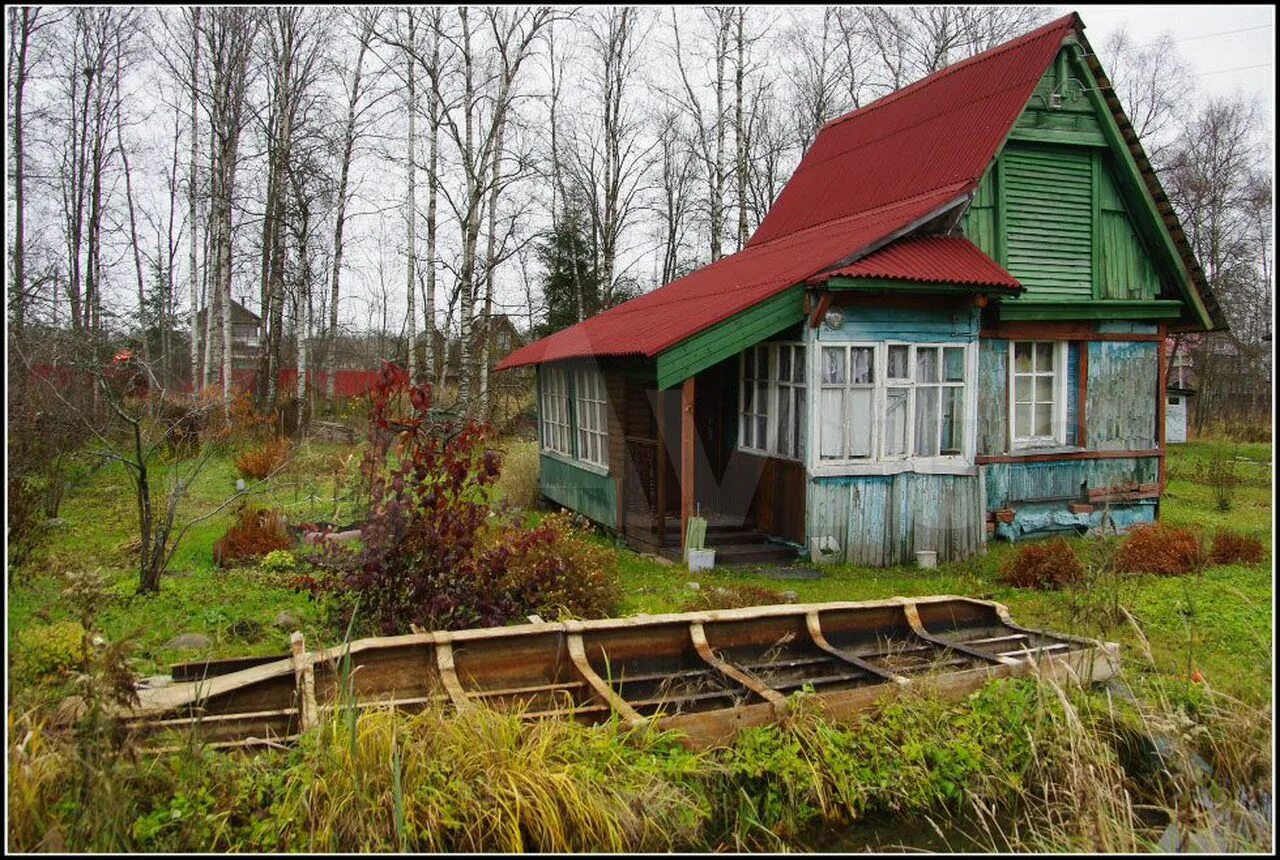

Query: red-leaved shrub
1115;523;1205;576
997;538;1085;590
1208;530;1265;566
300;363;622;636
213;506;294;567
235;437;291;480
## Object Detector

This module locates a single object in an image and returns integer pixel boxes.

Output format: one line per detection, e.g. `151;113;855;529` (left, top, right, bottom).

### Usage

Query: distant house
431;314;529;382
192;299;262;371
497;13;1225;566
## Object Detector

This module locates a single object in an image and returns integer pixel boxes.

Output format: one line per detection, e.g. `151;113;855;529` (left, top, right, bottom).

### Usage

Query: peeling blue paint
994;499;1155;541
817;305;980;343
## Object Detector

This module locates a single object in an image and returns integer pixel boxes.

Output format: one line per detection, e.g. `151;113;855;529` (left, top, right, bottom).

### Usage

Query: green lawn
7;436;1273;705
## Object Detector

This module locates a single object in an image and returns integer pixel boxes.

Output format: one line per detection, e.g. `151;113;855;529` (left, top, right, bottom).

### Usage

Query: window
739;343;805;460
740;345;770;452
1010;341;1067;448
539;366;572;457
776;345;806;459
574;368;609;469
498;330;511;350
818;342;972;465
819;345;874;460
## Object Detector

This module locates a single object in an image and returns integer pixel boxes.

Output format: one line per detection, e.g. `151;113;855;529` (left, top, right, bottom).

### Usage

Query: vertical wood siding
1096;156;1161;300
1086;341;1157;450
807;473;984;566
977;339;1009;455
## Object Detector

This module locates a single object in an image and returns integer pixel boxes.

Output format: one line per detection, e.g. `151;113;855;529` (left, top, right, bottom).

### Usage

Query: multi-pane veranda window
1011;341;1065;448
819;343;968;462
539;366;572;457
574;368;609;468
739;343;805;460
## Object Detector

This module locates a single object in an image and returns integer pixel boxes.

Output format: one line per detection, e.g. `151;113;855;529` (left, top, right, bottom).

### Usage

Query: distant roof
807;236;1021;291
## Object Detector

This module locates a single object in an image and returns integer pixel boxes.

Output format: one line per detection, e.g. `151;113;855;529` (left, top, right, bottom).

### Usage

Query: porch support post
681;376;695;552
655;389;667;541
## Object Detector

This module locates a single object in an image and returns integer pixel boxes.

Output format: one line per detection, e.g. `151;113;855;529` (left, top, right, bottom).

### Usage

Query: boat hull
121;596;1120;751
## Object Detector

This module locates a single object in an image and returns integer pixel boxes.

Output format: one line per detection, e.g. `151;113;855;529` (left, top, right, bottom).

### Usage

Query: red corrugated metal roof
808;236;1022;290
498;13;1078;372
749;14;1078;247
498;185;967;368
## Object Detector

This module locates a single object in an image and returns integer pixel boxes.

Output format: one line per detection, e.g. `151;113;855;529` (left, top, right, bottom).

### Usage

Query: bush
234;438;291;480
213;506;294;568
1208;530;1265;566
998;538;1085;590
16;621;87;682
260;549;298;573
302;363;622;636
479;512;622;621
682;584;787;612
1201;456;1239;512
1115;523;1205;576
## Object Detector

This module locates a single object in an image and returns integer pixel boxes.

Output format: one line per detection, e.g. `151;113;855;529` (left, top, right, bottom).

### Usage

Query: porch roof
806;236;1022;291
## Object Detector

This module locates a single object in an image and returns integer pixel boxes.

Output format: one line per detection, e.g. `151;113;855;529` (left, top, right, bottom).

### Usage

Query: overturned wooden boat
122;596;1119;751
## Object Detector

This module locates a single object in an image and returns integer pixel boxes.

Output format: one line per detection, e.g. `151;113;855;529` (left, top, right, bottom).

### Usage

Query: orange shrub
1115;523;1205;576
998;538;1085;590
235;437;291;480
1208;530;1265;566
213;506;294;567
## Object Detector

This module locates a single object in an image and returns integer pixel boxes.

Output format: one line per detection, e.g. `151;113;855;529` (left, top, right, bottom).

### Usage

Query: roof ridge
817;12;1078;135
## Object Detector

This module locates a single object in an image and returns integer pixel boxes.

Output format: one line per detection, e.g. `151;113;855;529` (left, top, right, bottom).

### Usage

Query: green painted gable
960;41;1205;324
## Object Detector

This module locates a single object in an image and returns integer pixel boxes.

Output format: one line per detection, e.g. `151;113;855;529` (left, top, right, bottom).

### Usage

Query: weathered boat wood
121;596;1120;751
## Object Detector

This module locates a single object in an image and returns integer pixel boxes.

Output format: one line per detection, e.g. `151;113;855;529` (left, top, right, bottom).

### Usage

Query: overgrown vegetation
234;438;291;480
212;506;294;568
7;671;1270;852
1208;529;1266;566
298;365;622;635
998;537;1085;590
6;429;1271;852
1115;523;1206;576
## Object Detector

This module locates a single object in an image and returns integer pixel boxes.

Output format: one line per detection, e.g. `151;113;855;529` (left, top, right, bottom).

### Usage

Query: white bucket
687;548;716;572
915;550;938;569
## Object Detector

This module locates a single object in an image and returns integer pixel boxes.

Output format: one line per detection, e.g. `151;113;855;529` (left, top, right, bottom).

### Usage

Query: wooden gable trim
1063;43;1214;331
654;284;804;390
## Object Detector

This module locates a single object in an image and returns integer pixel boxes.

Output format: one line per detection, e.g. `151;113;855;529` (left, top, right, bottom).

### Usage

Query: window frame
573;366;609;470
1007;340;1069;450
738;341;806;462
538;365;573;458
809;340;977;475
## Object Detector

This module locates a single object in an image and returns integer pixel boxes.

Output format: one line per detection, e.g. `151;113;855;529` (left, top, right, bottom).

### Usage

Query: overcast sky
1072;4;1275;119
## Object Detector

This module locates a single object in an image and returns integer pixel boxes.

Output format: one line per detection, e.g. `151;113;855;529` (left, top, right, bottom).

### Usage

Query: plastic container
915;550;938;569
687;548;716;572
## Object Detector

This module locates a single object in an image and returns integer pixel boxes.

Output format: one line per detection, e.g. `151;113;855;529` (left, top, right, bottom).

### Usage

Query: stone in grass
781;591;798;603
165;632;212;650
686;581;701;591
273;610;302;631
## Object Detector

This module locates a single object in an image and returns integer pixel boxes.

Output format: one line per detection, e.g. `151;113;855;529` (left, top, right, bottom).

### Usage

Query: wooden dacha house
496;13;1224;567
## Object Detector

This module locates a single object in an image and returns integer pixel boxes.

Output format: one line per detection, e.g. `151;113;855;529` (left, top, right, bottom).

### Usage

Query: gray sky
1073;4;1275;118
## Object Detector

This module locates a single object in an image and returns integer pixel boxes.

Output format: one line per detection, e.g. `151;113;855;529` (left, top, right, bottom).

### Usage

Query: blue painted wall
817;304;980;343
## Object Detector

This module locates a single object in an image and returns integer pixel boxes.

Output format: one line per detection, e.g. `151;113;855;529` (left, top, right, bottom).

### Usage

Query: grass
6;432;1273;851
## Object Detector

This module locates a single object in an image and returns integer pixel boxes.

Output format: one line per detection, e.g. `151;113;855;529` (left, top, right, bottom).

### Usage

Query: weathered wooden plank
1086;341;1158;451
